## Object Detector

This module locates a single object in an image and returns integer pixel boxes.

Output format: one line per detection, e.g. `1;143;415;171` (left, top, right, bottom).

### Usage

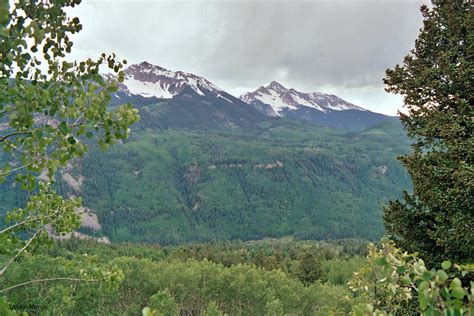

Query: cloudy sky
68;0;429;115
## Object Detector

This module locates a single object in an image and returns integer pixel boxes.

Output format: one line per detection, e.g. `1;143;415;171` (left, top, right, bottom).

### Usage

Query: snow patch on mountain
240;81;368;116
118;61;224;99
255;88;298;112
217;93;234;103
123;77;174;99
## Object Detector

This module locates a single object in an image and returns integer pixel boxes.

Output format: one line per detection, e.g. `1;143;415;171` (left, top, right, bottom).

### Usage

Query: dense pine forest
0;0;472;315
74;120;410;243
0;118;411;244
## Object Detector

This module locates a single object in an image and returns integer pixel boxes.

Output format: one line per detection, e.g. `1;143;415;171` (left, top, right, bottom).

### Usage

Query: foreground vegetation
3;237;471;315
1;238;368;315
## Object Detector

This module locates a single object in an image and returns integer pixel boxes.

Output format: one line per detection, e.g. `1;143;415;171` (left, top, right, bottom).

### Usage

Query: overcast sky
68;0;429;115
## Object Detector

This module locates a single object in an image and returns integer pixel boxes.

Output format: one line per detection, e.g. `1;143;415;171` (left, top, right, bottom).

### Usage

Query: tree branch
0;218;41;235
0;209;60;235
0;277;97;294
0;118;86;143
0;162;33;177
0;130;33;142
0;229;41;277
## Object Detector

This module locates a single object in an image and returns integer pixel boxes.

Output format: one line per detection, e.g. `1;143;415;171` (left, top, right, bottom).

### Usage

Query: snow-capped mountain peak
267;81;288;92
118;62;224;99
240;82;367;116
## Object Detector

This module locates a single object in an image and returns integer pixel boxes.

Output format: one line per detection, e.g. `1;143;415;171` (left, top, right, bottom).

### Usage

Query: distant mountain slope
240;82;397;131
109;62;396;131
74;120;410;244
241;81;366;115
109;62;270;129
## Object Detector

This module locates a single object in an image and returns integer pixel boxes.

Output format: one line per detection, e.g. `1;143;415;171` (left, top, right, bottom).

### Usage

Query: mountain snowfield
240;81;367;116
118;61;234;103
115;62;370;113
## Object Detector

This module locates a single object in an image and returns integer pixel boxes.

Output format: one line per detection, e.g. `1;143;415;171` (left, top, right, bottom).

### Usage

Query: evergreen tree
295;250;324;285
383;0;473;264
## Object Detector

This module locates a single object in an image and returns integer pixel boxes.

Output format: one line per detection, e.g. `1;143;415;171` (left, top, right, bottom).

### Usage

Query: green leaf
0;0;8;27
375;257;388;266
436;270;448;282
78;125;86;135
450;278;462;289
451;287;465;300
419;295;429;310
58;121;69;135
422;271;432;281
67;136;77;144
401;275;412;286
441;261;452;270
419;280;429;291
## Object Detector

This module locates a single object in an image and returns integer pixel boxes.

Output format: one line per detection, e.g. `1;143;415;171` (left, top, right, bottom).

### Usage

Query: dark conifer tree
383;0;473;264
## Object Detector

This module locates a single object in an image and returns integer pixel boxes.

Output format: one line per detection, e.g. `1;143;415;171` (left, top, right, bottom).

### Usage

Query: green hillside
75;117;411;244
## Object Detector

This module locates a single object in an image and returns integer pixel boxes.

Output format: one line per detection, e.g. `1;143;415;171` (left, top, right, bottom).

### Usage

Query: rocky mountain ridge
240;81;367;116
109;62;395;131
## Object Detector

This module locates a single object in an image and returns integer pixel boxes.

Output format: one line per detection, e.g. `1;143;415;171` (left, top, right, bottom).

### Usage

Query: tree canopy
383;0;473;264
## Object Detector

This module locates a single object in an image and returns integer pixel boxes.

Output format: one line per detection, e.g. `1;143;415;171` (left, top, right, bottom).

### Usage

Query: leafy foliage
351;2;474;315
0;0;7;28
350;240;473;315
1;253;124;315
1;1;470;315
294;250;324;285
2;238;366;315
0;0;138;303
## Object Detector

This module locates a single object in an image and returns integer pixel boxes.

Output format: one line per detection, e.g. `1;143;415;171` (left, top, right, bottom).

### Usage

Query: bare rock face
46;225;111;244
60;162;85;193
47;161;106;241
373;165;388;176
186;165;201;184
61;172;84;193
78;207;102;231
45;206;105;242
254;161;284;170
206;161;284;170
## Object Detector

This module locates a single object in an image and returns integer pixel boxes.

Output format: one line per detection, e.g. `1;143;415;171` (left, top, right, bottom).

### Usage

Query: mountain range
110;61;396;131
1;62;411;245
241;81;367;116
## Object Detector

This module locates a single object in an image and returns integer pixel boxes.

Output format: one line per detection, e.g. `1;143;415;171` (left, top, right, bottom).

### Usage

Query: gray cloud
69;0;428;114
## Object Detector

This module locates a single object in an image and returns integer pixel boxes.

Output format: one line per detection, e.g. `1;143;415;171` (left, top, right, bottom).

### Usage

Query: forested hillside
0;114;411;244
78;117;410;244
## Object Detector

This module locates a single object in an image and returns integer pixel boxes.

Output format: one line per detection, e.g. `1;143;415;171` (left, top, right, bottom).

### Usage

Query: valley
1;1;471;314
0;62;413;245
